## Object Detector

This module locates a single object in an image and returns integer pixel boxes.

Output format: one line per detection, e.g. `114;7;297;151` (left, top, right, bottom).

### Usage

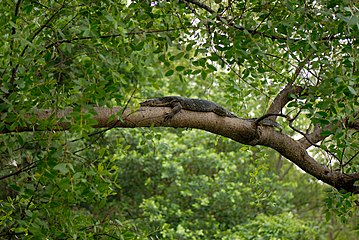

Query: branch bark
1;106;358;193
266;85;303;118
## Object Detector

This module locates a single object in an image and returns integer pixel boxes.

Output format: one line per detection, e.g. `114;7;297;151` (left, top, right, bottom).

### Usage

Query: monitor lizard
140;96;282;129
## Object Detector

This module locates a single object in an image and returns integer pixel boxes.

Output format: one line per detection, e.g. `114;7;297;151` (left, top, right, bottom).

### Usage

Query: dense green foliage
0;0;358;239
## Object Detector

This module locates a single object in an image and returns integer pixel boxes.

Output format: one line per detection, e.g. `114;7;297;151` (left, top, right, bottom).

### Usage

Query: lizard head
140;98;164;106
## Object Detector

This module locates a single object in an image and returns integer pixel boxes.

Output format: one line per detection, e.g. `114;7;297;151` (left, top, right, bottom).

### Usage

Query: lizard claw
164;112;174;122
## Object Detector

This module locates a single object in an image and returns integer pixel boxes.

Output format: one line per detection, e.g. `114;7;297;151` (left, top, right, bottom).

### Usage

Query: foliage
232;212;326;240
0;0;358;239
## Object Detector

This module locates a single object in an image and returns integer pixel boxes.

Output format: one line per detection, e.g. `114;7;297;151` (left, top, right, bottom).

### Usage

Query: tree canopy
0;0;358;239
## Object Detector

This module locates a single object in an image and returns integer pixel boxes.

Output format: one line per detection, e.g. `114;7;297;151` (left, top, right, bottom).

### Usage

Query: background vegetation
0;0;358;239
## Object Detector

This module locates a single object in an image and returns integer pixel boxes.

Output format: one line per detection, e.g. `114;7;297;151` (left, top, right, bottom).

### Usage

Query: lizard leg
212;106;228;117
164;102;182;121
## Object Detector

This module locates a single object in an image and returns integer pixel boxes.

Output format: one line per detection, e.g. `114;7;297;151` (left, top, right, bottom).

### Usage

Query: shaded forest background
0;0;358;239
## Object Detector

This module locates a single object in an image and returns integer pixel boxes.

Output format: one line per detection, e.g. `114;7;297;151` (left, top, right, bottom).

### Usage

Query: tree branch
265;52;312;119
298;114;359;149
266;85;303;118
1;106;358;193
298;124;334;149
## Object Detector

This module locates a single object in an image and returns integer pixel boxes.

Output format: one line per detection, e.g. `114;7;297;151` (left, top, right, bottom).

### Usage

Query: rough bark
1;106;358;193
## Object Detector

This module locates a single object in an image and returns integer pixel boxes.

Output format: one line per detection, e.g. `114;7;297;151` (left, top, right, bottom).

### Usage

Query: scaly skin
140;96;237;121
140;96;281;130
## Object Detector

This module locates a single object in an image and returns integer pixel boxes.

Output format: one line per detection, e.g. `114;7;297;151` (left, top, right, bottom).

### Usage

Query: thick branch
266;84;303;118
298;124;334;149
1;107;260;145
257;128;358;193
1;106;358;193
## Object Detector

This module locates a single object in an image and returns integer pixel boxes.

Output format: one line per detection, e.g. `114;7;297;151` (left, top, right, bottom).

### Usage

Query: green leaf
98;162;104;172
320;130;332;137
165;69;174;76
317;111;328;117
325;211;331;221
207;64;217;72
54;163;69;175
173;52;184;60
192;69;201;75
159;54;166;62
186;42;195;51
131;41;145;51
201;70;207;80
175;66;185;71
347;86;357;95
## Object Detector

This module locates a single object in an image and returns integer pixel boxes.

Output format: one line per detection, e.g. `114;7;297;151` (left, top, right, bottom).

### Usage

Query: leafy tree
0;0;358;239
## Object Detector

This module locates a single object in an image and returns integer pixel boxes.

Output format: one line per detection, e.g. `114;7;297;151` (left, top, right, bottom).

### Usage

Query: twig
0;161;38;181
